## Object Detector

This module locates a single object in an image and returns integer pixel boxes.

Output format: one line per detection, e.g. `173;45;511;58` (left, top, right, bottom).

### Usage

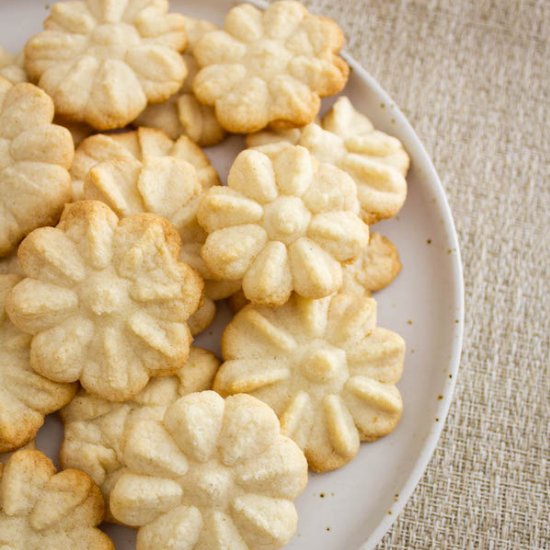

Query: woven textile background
292;0;549;548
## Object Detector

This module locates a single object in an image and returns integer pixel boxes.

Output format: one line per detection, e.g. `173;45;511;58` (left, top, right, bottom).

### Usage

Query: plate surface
1;1;464;548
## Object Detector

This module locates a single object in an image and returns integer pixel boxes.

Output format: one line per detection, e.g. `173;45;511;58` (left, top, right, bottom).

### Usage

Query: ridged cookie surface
61;347;219;521
193;0;349;132
6;200;203;402
198;145;369;305
110;391;308;549
25;0;188;130
215;293;405;472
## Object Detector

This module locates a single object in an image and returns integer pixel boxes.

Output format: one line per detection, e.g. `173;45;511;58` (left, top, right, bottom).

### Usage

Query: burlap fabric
293;0;549;547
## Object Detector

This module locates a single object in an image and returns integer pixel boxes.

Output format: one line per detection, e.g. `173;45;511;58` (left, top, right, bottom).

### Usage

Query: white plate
2;1;464;548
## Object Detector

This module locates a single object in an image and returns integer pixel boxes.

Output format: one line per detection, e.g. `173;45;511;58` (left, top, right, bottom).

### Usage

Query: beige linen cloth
298;0;549;547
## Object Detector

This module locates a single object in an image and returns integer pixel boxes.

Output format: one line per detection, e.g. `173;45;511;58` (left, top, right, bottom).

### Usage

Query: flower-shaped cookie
25;0;188;130
136;16;226;146
343;232;402;296
0;47;26;84
6;200;203;402
248;96;410;224
0;78;73;257
215;293;405;472
0;274;76;452
110;391;308;549
74;127;222;332
61;347;219;520
193;1;349;133
198;145;369;305
0;449;113;549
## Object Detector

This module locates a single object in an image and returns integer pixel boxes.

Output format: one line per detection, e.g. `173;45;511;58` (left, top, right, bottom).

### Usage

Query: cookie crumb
326;527;331;532
320;492;325;498
435;417;440;422
407;319;413;325
437;395;443;400
426;239;432;244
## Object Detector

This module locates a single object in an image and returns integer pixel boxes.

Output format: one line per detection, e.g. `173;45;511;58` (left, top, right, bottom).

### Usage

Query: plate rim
338;53;465;549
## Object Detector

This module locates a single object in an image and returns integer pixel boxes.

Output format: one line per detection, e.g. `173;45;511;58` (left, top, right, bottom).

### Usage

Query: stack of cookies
0;1;409;548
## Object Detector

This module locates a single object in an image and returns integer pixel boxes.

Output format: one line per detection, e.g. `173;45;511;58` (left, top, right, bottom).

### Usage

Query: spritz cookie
215;293;405;472
0;274;76;452
136;16;226;146
25;0;188;130
110;391;308;549
0;47;26;84
0;449;113;549
248;96;410;224
6;200;203;402
75;128;220;333
0;78;73;257
193;0;349;133
60;347;219;520
198;145;369;306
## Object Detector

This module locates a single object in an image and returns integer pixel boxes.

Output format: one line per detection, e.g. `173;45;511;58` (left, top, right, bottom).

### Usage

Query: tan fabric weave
294;0;550;547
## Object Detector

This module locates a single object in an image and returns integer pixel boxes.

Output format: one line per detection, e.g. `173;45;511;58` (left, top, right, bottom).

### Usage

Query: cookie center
246;40;291;77
90;23;140;59
81;271;130;316
300;346;348;387
263;196;311;244
181;461;235;509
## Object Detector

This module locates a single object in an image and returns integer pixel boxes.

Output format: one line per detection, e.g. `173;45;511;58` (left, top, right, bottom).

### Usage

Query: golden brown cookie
5;200;203;402
193;1;349;133
0;78;73;257
25;0;188;130
0;449;113;548
215;293;405;472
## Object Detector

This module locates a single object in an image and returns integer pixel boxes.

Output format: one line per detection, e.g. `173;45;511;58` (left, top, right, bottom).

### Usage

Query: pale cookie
0;449;114;549
193;0;349;133
136;16;226;146
110;391;308;549
198;145;369;306
5;200;203;402
25;0;188;130
215;293;405;472
248;96;410;224
343;232;402;296
0;78;73;257
60;347;219;521
0;274;76;453
0;47;27;84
